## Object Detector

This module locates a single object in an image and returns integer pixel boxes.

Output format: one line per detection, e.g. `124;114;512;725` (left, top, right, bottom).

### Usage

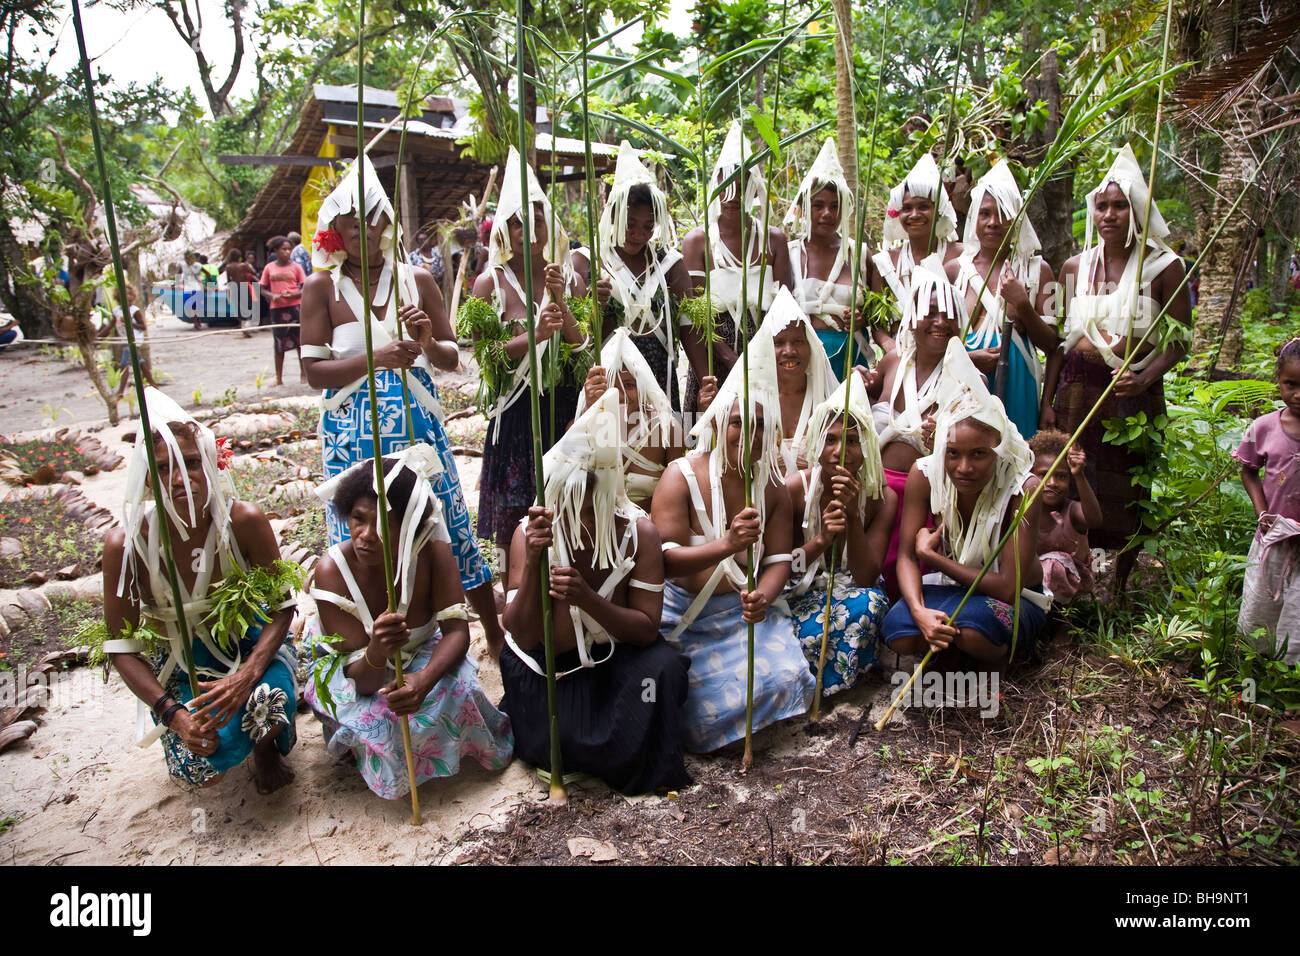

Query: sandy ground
0;309;317;434
0;319;899;866
0;326;554;866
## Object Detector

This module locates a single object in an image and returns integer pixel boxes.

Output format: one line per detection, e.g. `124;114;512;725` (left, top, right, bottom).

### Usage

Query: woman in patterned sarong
1042;146;1190;590
300;156;503;650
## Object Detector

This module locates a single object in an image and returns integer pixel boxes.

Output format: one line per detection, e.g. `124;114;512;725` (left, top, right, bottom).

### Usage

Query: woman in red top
259;236;307;384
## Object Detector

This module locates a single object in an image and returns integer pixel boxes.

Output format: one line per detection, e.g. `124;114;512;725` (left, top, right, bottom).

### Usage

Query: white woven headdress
1082;144;1171;258
573;327;676;449
783;137;854;241
747;285;837;453
882;153;959;247
118;388;238;599
799;371;884;539
688;312;784;520
542;387;642;570
312;155;398;279
490;145;568;267
917;338;1033;567
598;140;676;260
708;121;767;233
963;158;1040;267
314;444;449;611
896;254;968;356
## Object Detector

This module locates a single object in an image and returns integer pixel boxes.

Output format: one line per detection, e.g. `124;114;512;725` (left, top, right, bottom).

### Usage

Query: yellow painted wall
300;124;339;241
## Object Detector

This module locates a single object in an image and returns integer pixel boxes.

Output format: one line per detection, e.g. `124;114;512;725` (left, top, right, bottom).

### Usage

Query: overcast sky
28;0;695;116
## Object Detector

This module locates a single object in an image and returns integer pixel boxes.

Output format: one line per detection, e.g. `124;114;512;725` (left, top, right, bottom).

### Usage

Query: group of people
102;130;1202;802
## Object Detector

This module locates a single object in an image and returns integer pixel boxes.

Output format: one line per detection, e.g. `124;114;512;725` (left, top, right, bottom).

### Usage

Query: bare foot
253;737;294;794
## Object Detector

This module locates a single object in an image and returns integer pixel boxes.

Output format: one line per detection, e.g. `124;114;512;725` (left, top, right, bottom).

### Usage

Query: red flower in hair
215;436;233;471
313;228;345;255
886;206;900;219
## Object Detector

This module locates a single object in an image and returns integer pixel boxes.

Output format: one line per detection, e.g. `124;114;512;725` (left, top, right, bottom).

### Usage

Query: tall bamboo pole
580;4;602;355
739;113;757;772
810;5;890;718
389;35;436;445
356;0;422;825
69;0;199;699
926;0;972;258
517;1;567;803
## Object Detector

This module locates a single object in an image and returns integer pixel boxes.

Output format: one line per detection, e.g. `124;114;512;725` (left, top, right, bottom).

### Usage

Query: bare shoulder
944;241;965;262
634;515;662;550
471;270;495;301
302;270;333;296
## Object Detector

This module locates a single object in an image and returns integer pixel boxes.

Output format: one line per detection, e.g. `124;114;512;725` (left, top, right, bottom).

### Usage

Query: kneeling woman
305;449;513;800
101;390;298;793
500;390;691;794
787;373;895;695
882;340;1050;666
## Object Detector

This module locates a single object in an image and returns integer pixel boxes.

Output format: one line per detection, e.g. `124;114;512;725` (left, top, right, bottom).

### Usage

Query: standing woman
680;121;794;412
260;236;307;385
470;146;587;575
1042;146;1190;590
595;140;696;411
300;157;505;652
872;154;964;347
948;159;1057;442
784;138;874;379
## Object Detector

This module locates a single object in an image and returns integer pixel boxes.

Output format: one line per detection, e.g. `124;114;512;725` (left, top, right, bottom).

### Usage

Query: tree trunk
1191;134;1257;368
832;0;858;194
1023;48;1075;274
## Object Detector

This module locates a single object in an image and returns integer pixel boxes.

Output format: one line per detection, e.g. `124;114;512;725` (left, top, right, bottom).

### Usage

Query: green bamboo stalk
1124;0;1176;366
356;0;422;825
69;0;199;699
699;58;716;378
739;112;756;772
580;4;602;355
390;35;435;446
517;1;566;804
811;4;890;718
872;132;1281;733
926;0;973;258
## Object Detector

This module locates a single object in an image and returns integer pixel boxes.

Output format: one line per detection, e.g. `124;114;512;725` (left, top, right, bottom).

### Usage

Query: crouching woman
882;340;1051;668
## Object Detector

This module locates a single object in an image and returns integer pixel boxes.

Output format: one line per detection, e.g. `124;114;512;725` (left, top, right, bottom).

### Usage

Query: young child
1028;429;1102;605
1235;339;1300;663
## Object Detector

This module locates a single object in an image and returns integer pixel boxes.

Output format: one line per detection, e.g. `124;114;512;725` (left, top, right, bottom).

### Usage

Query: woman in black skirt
499;390;691;795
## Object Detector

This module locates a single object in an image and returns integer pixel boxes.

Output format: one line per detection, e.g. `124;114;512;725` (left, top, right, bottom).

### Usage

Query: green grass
0;498;104;588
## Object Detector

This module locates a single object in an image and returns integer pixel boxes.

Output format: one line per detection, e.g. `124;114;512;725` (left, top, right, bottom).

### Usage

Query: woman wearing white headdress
785;373;894;696
947;158;1057;441
304;449;514;800
680;120;794;413
784;137;875;379
578;328;687;507
592;140;695;410
469;146;588;564
881;339;1050;665
100;388;298;793
652;342;815;752
869;258;968;598
871;153;964;347
300;155;505;653
746;286;838;477
500;389;691;794
1041;145;1189;589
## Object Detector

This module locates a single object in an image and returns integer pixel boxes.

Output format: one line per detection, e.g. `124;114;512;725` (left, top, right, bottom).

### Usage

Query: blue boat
151;285;248;326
